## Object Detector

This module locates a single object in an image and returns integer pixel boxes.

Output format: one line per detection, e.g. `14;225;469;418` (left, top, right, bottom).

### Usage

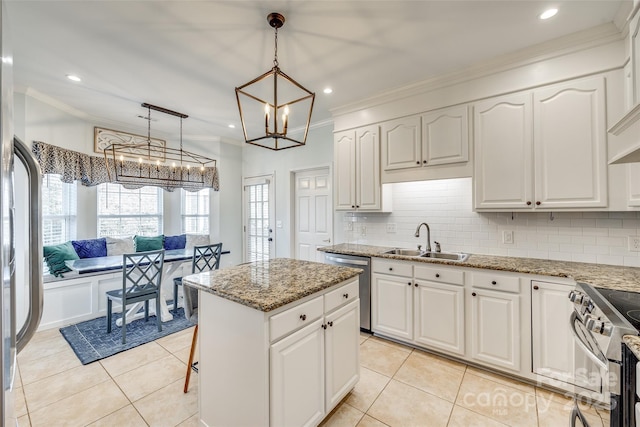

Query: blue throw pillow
44;241;80;277
164;234;186;250
71;238;107;259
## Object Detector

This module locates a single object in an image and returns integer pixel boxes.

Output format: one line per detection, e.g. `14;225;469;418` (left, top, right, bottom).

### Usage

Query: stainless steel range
568;282;639;427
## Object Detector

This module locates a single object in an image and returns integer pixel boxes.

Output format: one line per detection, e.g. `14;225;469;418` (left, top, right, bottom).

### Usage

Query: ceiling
6;0;630;144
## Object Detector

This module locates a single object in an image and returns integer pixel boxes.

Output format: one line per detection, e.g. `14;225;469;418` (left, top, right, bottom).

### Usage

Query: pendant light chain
273;27;279;68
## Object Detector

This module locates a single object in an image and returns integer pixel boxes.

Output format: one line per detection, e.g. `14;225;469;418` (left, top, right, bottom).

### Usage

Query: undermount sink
383;248;470;262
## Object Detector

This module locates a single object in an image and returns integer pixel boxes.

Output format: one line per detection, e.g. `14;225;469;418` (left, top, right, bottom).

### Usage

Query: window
42;174;77;245
97;183;163;238
181;188;209;234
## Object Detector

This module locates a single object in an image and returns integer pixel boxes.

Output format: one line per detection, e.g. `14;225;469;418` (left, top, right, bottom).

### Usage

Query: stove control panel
584;314;613;336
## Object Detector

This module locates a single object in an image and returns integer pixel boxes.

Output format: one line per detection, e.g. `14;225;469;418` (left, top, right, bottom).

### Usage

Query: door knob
322;239;331;243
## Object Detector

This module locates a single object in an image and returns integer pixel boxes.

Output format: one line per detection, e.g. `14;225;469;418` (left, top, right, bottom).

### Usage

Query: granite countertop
318;243;640;293
182;258;362;312
624;335;640;359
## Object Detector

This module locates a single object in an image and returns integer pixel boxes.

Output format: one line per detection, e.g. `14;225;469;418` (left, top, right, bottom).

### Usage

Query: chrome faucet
414;222;431;252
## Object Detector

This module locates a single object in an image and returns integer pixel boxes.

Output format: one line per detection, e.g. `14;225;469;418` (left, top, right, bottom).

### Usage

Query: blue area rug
60;306;192;365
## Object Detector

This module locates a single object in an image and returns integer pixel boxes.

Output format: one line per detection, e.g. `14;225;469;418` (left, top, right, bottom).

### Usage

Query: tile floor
14;328;610;427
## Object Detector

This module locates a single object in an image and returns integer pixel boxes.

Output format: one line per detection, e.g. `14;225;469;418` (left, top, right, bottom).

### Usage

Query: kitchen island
182;258;362;427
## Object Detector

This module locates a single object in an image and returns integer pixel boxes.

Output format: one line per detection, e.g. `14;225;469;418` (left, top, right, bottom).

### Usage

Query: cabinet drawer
414;265;464;286
471;272;520;293
325;279;359;313
270;296;324;342
372;259;412;277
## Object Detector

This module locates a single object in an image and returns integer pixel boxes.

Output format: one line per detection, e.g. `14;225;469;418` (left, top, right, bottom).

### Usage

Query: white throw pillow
186;234;210;250
105;236;135;256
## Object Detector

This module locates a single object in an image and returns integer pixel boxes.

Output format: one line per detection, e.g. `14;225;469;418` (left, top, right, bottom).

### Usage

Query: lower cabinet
371;271;413;341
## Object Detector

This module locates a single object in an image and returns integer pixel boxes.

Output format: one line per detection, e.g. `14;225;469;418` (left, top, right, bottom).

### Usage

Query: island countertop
182;258;362;312
318;243;640;293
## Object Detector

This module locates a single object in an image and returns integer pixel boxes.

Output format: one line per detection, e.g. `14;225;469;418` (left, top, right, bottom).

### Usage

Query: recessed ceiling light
228;124;235;129
539;8;558;20
66;74;82;82
323;88;333;94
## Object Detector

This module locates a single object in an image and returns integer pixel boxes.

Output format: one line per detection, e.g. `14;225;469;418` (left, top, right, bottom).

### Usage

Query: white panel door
422;105;469;166
371;273;413;341
533;76;607;208
356;125;381;210
414;281;464;355
334;131;356;210
294;168;333;262
381;116;421;171
270;319;325;427
474;93;533;209
470;288;520;371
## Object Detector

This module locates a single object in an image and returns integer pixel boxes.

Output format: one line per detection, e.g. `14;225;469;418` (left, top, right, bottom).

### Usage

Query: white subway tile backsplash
339;178;640;267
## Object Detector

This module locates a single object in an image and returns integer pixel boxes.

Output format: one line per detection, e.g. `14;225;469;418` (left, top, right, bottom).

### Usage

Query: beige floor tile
360;339;410;377
29;328;63;343
28;380;128;427
597;407;610;422
537;399;603;427
173;344;194;365
17;334;69;364
455;372;538;426
100;341;170;377
14;386;27;417
113;354;186;402
367;379;453;427
23;362;110;412
15;362;22;389
17;414;30;427
134;377;199;426
356;415;388;427
535;388;602;417
87;404;147;427
155;327;195;353
447;405;508;427
176;413;200;427
393;351;465;402
368;336;412;354
466;366;535;394
19;348;81;385
359;331;372;345
345;367;390;412
320;402;364;427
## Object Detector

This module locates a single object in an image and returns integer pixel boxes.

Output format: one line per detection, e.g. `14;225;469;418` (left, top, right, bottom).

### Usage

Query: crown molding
331;23;625;118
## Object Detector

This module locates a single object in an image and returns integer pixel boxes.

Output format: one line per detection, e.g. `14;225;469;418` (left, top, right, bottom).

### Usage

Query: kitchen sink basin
383;248;423;256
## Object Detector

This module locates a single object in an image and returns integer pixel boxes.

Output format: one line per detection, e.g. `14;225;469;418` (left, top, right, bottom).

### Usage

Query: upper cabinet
631;7;640;107
381;106;469;172
474;76;607;211
334;125;390;211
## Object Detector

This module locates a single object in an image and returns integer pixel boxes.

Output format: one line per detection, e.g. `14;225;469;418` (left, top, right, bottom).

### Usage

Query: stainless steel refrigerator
1;0;44;424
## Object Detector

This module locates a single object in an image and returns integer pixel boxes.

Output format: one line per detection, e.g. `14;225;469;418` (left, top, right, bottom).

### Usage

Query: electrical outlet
344;222;353;231
386;223;397;233
502;230;514;244
629;236;640;252
361;225;367;236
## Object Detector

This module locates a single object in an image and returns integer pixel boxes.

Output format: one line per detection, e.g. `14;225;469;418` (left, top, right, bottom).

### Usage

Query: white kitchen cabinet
469;287;521;372
531;280;600;393
271;318;326;427
381;107;469;172
334;125;389;211
371;272;413;341
380;116;421;171
629;164;640;207
413;278;465;356
474;75;607;210
631;7;640;106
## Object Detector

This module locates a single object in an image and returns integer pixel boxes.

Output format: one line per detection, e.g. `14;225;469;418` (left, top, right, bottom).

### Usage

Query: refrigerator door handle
13;137;43;353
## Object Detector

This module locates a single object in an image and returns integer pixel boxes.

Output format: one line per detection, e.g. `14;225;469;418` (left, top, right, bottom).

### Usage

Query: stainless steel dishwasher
324;253;371;332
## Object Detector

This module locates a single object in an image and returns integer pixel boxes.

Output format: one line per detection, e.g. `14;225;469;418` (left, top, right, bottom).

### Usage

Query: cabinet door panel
381;116;421;170
271;319;325;427
356;126;381;210
334;131;356;210
422;106;469;166
533;77;607;208
631;10;640;106
470;289;520;371
474;93;533;209
325;300;360;411
371;274;413;340
414;281;464;355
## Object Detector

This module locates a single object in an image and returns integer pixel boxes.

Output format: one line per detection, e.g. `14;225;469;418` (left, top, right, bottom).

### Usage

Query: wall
340;177;640;268
242;122;334;258
15;93;244;265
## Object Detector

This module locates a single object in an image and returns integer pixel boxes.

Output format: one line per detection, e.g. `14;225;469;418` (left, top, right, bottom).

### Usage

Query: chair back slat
123;250;165;296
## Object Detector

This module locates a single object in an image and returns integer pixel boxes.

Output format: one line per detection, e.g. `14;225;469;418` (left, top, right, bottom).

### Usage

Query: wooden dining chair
106;249;165;345
182;242;223;393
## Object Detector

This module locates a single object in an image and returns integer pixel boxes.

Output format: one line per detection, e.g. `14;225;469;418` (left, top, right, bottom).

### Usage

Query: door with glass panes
243;174;275;262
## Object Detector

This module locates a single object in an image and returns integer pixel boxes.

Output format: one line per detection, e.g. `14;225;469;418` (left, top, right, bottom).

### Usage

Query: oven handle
570;403;591;427
569;311;608;372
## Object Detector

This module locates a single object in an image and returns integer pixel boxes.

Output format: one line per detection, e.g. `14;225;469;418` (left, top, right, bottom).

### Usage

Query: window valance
31;141;219;192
